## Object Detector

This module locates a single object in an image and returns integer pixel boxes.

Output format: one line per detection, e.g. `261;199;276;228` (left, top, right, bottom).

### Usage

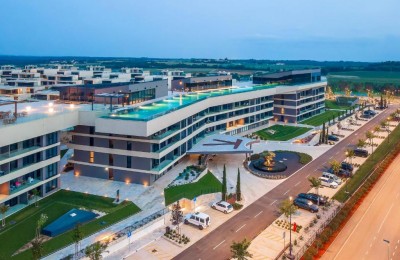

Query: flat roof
186;134;253;154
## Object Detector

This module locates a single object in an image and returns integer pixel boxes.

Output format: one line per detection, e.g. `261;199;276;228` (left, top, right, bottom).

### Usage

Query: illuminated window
281;108;285;114
89;151;94;163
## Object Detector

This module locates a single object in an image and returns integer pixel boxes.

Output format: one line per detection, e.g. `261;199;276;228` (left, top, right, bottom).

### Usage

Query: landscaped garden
167;165;206;188
325;100;353;110
254;125;311;141
164;171;221;205
301;110;342;126
0;190;140;259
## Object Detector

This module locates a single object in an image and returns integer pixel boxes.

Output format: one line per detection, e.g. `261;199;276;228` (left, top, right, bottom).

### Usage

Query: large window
46;147;58;159
45;179;58;192
46;162;58;179
47;132;58;145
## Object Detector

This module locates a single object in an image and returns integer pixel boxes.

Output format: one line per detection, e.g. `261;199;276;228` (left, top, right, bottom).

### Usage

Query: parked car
319;177;339;189
211;201;233;214
327;135;339;142
322;172;342;185
328;167;352;178
363;110;376;117
293;198;319;213
297;193;327;205
354;148;368;158
184;212;211;230
341;162;354;172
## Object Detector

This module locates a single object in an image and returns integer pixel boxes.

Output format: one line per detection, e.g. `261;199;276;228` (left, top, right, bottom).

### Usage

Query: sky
0;0;399;61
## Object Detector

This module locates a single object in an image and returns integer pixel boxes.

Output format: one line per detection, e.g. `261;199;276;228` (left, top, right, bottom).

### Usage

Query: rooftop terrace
105;84;278;121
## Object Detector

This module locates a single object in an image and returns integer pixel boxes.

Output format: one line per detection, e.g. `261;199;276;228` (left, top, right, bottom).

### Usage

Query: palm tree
308;177;322;205
85;241;108;260
365;130;374;149
31;237;44;260
357;139;367;149
31;189;40;207
330;160;341;175
230;238;253;260
346;149;355;165
279;198;298;257
0;204;9;227
222;164;227;201
236;168;242;201
36;214;48;239
72;224;84;260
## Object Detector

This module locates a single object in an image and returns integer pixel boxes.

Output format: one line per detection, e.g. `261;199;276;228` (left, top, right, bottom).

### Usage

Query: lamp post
288;196;294;259
383;239;390;260
345;151;348;163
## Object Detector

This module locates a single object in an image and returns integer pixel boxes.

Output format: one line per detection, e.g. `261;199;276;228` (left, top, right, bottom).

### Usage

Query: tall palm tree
330;160;341;175
230;238;253;260
365;130;374;149
279;198;298;257
308;177;322;205
346;149;355;165
0;204;9;227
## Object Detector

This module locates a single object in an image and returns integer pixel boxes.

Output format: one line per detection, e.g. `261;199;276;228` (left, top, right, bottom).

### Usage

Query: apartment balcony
10;178;41;195
0;146;41;162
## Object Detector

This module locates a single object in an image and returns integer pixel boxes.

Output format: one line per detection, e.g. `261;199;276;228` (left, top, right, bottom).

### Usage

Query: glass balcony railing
10;179;41;195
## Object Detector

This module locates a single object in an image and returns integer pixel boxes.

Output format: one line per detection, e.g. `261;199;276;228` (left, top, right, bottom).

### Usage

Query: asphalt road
322;150;400;260
174;107;396;260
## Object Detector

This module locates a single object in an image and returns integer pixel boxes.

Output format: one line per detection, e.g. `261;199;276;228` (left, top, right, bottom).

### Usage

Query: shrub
249;154;260;161
232;202;243;210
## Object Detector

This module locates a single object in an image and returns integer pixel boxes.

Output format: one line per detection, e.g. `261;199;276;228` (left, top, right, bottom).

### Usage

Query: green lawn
301;110;342;126
60;149;68;158
325;100;353;110
0;190;140;260
164;172;222;205
334;123;400;202
254;125;311;141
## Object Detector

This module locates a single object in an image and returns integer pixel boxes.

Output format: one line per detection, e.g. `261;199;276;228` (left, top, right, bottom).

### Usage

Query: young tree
321;123;326;144
0;204;9;227
170;201;183;234
380;120;388;131
230;238;253;260
72;224;84;260
330;160;341;175
85;241;108;260
31;189;40;207
36;214;48;239
31;237;44;260
374;125;381;133
222;164;227;201
308;177;322;205
236;168;242;201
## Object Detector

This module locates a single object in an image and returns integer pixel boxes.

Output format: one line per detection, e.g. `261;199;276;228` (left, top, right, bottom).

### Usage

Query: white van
184;212;211;230
319;177;339;189
322;172;342;185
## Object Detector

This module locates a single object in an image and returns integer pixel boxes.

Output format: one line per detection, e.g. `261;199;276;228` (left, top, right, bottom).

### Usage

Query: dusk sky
1;0;399;61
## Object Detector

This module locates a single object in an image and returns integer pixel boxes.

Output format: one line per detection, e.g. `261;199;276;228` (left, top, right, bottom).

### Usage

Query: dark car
354;148;368;158
293;198;319;213
363;110;376;116
328;135;339;142
341;162;354;172
297;193;327;205
328;167;352;178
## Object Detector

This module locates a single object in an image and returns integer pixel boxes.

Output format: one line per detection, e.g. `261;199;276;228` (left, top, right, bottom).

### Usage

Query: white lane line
306;174;311;178
295;181;301;187
378;203;394;233
283;189;290;195
329;156;333;159
398;239;400;243
236;224;246;233
270;200;277;206
365;251;368;255
370;243;372;247
254;211;263;218
336;151;339;155
213;240;225;250
395;245;398;250
355;133;358;136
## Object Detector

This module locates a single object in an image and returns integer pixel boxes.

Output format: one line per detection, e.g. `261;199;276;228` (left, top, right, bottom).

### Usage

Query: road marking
370;243;372;247
336;151;339;155
270;200;277;206
295;181;301;187
395;246;398;250
283;189;290;195
213;240;225;250
365;251;368;255
333;169;396;260
398;239;400;244
355;133;358;136
329;156;333;159
306;174;311;178
378;203;394;233
397;192;399;199
236;224;246;233
254;211;263;218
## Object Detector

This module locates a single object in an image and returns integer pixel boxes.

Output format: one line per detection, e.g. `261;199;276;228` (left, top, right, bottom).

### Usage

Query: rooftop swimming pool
105;84;277;121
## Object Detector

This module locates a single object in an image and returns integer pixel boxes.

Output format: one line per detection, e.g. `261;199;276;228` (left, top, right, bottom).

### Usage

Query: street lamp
383;239;390;260
288;196;294;260
345;151;348;163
